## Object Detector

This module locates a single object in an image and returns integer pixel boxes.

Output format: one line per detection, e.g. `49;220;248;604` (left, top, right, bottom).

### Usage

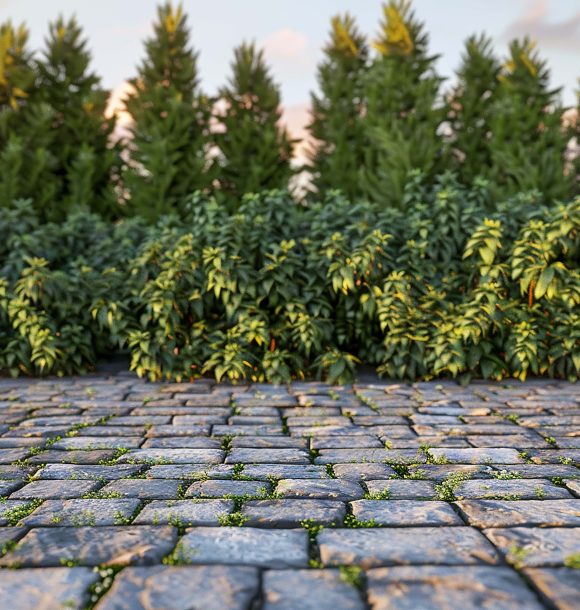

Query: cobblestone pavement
0;373;578;609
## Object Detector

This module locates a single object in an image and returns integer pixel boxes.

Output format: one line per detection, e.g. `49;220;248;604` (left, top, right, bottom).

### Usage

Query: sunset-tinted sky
2;0;579;145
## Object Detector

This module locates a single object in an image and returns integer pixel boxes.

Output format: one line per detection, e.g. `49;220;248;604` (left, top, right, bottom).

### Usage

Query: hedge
1;175;578;383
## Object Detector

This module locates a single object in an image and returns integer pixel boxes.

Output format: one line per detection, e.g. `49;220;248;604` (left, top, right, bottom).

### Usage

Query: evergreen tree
446;34;500;184
124;2;211;221
214;41;293;210
308;14;368;200
486;38;573;200
0;21;57;213
360;1;445;209
34;15;118;220
0;21;35;111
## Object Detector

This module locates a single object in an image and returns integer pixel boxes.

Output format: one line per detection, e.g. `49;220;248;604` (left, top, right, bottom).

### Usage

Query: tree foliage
308;14;369;200
123;2;211;220
214;41;294;211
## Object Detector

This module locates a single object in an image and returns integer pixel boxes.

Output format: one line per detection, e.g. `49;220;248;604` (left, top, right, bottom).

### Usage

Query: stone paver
0;526;177;567
21;499;140;526
524;568;580;610
318;527;500;567
351;500;463;526
243;499;346;527
366;566;545;609
0;567;99;610
175;527;309;567
95;565;260;610
0;374;578;607
134;499;233;525
263;569;365;610
484;527;580;567
456;499;580;528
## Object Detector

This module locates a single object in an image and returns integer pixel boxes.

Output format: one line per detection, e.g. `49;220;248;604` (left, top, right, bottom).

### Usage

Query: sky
1;0;579;152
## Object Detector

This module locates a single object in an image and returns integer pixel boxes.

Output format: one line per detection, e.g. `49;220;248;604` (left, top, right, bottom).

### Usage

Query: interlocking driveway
0;373;578;609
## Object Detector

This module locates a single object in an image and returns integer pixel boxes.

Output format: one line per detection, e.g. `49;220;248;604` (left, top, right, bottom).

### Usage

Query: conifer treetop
132;1;199;102
0;21;34;110
373;0;434;59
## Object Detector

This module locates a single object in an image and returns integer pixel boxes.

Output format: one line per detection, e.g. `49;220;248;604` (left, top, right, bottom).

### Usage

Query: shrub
1;179;578;383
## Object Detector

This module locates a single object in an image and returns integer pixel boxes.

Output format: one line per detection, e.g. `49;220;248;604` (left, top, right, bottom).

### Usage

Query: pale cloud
105;80;134;142
261;28;310;65
502;0;580;51
280;102;312;163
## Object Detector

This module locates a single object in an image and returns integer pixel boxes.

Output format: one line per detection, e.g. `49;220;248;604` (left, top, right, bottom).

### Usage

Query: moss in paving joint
544;436;558;447
493;469;523;480
230;398;241;416
518;451;534;464
363;487;391;500
176;480;193;499
300;519;327;568
435;472;471;502
325;464;336;479
559;456;573;465
3;498;43;526
218;511;248;526
388;461;423;479
280;416;290;435
220;435;234;457
534;486;546;499
550;476;566;487
339;565;365;590
508;545;531;568
232;463;252;481
308;447;320;464
354;391;380;413
1;539;18;557
83;565;124;610
98;447;130;465
343;513;379;528
82;490;123;500
563;553;580;569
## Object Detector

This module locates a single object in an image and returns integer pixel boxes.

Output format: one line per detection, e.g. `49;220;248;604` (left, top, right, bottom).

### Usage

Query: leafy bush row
1;177;578;383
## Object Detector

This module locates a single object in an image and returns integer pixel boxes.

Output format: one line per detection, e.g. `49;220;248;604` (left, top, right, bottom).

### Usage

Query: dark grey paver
98;479;182;499
242;499;346;527
0;526;177;567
